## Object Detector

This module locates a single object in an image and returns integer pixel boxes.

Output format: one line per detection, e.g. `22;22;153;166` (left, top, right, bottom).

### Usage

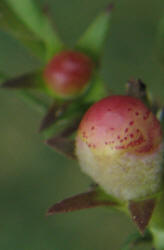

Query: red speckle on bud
77;95;162;155
44;50;93;98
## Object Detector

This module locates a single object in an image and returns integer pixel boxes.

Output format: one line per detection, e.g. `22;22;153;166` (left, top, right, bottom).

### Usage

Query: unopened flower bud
76;96;163;201
44;50;93;98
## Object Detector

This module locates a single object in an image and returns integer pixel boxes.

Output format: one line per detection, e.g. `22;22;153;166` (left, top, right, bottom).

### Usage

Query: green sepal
76;3;114;63
3;0;63;61
40;98;91;140
83;74;108;103
95;185;120;205
44;77;107;132
0;1;45;60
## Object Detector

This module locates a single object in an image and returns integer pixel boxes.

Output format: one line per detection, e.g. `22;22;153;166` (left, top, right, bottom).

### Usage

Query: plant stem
149;193;164;249
17;90;48;113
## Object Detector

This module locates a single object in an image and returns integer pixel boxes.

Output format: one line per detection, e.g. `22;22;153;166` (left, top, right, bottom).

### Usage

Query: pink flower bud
44;50;93;98
76;96;163;201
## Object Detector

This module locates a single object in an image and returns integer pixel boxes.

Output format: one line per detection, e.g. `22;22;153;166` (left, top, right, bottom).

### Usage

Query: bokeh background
1;0;164;249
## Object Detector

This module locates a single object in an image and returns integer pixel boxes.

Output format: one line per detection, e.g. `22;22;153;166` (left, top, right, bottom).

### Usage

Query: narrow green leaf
76;3;114;62
4;0;63;60
83;74;108;103
0;1;46;60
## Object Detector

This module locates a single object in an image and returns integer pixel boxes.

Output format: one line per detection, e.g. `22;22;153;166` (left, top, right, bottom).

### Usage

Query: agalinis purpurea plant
1;1;164;249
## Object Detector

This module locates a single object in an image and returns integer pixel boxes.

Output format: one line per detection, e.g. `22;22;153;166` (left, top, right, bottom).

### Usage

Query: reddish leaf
39;102;60;132
1;73;36;89
39;101;74;132
129;199;156;235
46;137;76;160
47;190;117;215
45;118;80;158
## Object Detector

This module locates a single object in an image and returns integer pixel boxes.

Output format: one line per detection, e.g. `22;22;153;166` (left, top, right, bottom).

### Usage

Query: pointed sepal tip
46;189;118;216
128;199;156;235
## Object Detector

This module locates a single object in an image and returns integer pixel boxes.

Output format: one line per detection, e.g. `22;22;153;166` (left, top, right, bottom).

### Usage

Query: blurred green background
1;0;164;249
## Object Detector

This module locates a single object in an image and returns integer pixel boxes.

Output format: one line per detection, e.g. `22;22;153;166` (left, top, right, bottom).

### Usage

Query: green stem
5;0;63;61
17;90;48;113
151;228;164;250
149;193;164;249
